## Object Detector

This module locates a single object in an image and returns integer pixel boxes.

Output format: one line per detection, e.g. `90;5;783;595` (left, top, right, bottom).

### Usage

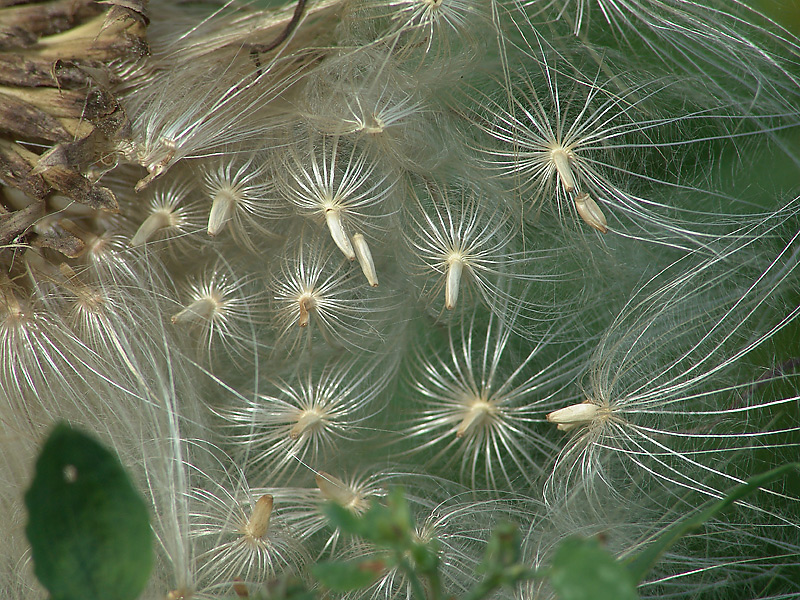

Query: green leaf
312;559;385;592
323;487;414;549
463;523;535;600
625;462;800;582
409;536;440;575
364;487;413;547
549;537;638;600
25;423;153;600
322;500;365;536
480;522;521;573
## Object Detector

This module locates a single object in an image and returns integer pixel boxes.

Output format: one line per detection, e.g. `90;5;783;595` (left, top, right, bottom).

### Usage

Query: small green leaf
626;462;800;582
463;523;537;600
410;537;440;574
324;487;414;549
323;500;365;535
312;559;385;592
364;487;412;547
25;423;153;600
480;522;521;573
549;537;638;600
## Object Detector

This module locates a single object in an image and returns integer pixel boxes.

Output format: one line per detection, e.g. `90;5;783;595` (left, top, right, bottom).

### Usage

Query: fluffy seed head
278;133;397;261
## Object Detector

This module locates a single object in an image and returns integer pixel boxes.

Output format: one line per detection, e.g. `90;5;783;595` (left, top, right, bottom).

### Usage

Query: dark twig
246;0;307;73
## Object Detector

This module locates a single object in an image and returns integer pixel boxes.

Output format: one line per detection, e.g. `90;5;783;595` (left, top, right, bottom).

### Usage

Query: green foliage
463;523;535;600
25;423;153;600
316;488;442;599
314;467;800;600
312;561;386;592
626;462;800;582
22;430;800;600
549;537;638;600
316;487;627;600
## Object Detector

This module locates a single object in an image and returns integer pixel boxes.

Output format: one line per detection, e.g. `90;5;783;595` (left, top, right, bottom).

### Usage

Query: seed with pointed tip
243;494;274;539
547;401;599;432
364;114;386;135
130;211;175;246
298;293;315;327
232;579;249;599
171;297;218;325
0;273;25;320
574;193;608;233
550;147;576;193
290;409;324;439
135;139;176;192
316;472;356;506
325;209;355;260
353;234;378;287
207;189;237;236
456;399;495;438
445;256;464;310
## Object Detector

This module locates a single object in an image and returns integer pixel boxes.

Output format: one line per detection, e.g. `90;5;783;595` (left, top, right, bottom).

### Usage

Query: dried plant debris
0;0;147;258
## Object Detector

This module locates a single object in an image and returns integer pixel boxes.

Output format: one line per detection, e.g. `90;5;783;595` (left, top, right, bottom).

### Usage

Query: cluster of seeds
2;0;800;598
